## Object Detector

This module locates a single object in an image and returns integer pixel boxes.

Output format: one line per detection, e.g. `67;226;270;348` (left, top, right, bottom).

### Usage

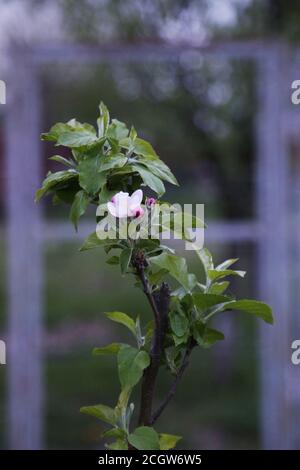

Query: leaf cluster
38;103;273;450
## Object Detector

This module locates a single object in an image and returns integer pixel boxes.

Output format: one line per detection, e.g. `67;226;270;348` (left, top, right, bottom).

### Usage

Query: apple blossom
107;189;144;218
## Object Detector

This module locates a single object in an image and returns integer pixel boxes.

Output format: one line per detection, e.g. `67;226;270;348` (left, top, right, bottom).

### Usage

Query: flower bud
146;197;156;208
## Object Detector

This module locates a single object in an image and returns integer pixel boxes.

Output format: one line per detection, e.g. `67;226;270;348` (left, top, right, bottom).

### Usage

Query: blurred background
0;0;300;450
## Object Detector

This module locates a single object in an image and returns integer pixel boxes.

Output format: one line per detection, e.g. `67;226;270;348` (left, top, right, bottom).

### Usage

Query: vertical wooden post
256;46;290;449
5;47;44;449
284;57;300;449
288;167;300;449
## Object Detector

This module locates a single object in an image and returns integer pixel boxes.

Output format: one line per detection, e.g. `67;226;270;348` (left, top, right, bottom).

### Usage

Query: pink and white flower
107;189;144;218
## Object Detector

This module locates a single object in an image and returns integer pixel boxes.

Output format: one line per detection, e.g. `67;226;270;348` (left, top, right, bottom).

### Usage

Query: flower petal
107;201;117;217
114;191;129;204
134;207;145;218
130;189;143;206
117;203;129;218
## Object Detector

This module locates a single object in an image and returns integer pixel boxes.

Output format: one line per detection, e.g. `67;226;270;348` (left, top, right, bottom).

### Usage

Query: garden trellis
4;40;297;449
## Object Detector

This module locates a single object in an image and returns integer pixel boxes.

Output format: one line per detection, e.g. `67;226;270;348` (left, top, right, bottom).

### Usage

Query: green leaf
135;238;160;252
218;299;274;324
192;293;231;314
134;164;165;197
128;426;160;450
204;328;225;345
99;154;127;172
104;311;136;337
106;255;119;265
120;248;132;275
196;248;214;274
57;129;98;147
41;122;73;142
180;293;194;311
79;232;117;251
107;119;129;140
172;330;189;346
148;269;169;285
208;281;229;295
78;155;107;194
119;137;133;151
80;404;116;426
53;187;79;205
106;439;128;450
118;345;150;389
115;386;132;415
134;138;158;157
67;118;96;134
216;258;239;271
107;137;120;154
121;137;158;157
79;232;103;251
208;269;246;282
137;157;178;186
165;348;181;375
69;190;89;230
49;155;75;168
105;243;122;254
188;273;198;291
159;433;182;450
129;126;137;141
97;102;110;137
150;253;196;292
98;184;118;204
111;164;135;177
93;343;121;356
192;323;224;348
169;309;189;337
102;428;126;439
35;170;78;201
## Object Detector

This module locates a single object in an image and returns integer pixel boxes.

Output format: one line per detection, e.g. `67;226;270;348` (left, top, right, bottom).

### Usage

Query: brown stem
127;443;136;451
136;261;160;328
132;250;170;426
151;339;196;425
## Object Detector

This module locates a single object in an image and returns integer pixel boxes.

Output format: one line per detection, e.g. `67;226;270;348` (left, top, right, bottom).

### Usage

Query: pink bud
146;197;156;208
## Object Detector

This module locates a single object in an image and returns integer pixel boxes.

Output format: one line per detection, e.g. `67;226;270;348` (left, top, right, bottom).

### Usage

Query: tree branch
132;250;170;426
135;259;160;328
151;339;196;425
